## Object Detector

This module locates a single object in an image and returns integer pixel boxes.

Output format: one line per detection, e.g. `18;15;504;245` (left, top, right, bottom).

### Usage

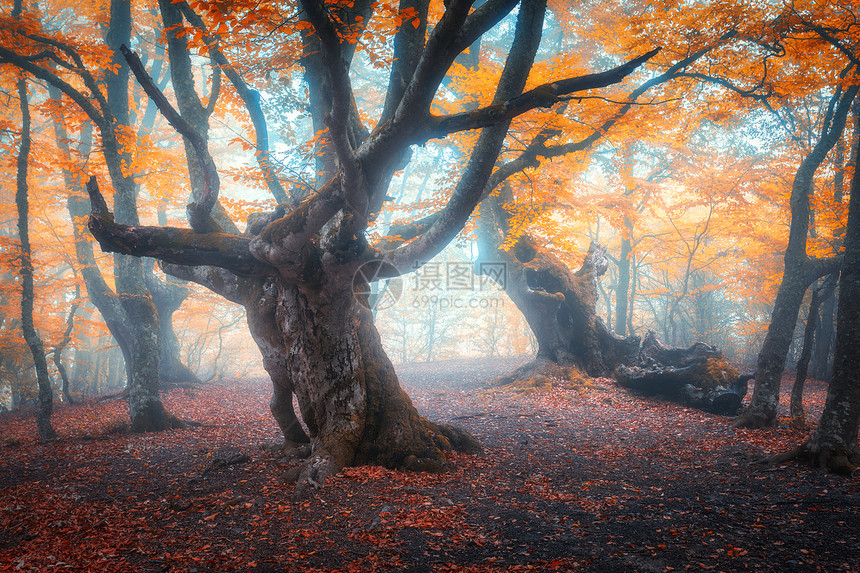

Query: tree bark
803;123;860;474
161;263;310;447
16;78;56;442
809;291;835;381
281;278;480;490
790;274;837;423
735;83;858;429
616;332;744;415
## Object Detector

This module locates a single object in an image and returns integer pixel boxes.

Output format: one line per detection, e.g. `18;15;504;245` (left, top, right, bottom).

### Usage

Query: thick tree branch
250;175;343;270
367;0;515;160
300;0;369;221
86;177;274;277
427;48;661;140
161;263;245;305
375;213;440;250
384;0;546;274
178;1;289;204
805;255;843;286
121;44;221;233
379;0;431;126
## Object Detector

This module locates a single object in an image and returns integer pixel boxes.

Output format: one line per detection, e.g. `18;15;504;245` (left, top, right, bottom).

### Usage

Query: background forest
0;0;848;407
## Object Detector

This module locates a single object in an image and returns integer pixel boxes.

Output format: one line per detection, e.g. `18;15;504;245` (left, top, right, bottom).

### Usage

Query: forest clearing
2;357;858;572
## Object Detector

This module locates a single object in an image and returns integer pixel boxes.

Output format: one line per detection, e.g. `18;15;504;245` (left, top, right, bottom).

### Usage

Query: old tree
2;0;669;484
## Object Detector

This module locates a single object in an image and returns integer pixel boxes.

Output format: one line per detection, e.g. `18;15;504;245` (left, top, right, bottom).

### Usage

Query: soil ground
1;357;858;572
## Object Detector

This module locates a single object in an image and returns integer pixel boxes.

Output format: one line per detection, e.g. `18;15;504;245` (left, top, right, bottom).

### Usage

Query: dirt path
1;357;858;572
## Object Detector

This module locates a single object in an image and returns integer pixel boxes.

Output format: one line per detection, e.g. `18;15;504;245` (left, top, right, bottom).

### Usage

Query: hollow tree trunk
476;189;640;379
476;188;745;411
280;279;480;488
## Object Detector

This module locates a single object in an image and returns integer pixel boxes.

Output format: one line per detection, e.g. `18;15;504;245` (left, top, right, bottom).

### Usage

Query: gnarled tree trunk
280;279;479;487
76;0;660;488
477;187;640;380
476;185;745;413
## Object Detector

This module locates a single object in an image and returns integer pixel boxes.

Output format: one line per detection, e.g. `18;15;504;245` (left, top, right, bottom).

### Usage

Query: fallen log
614;332;750;416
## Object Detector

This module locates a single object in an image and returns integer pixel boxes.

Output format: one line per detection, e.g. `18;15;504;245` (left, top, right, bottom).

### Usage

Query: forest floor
1;357;858;573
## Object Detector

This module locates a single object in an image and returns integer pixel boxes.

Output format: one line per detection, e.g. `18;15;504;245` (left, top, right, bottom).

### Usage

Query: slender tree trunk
615;235;632;337
804;132;860;474
105;0;179;432
735;84;857;429
16;79;56;442
54;289;79;405
144;259;201;386
790;274;837;423
809;112;855;382
628;254;637;336
810;292;836;381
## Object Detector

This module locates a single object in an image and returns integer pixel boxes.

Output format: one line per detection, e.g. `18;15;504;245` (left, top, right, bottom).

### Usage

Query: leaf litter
1;357;858;572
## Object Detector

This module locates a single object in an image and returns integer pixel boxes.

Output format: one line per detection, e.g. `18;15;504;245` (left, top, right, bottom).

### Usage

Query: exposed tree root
762;440;860;476
732;409;775;430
